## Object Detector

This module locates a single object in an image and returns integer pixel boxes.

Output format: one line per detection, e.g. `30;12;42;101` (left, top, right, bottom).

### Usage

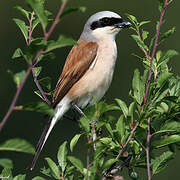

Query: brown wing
52;41;98;107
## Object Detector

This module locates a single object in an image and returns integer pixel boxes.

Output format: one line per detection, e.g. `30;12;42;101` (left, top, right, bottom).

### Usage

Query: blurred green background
0;0;180;179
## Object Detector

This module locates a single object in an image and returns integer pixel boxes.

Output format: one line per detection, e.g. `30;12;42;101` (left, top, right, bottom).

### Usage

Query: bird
30;11;132;170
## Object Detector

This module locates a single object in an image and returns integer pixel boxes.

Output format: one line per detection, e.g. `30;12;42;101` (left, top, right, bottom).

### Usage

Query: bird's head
80;11;132;41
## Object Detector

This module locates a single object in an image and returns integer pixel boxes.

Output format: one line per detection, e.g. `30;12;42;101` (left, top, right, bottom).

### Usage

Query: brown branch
144;0;170;105
32;67;51;105
0;0;69;132
108;155;131;176
136;31;150;60
90;121;97;151
31;0;69;103
0;67;32;132
146;117;152;180
27;11;51;105
143;1;173;179
28;12;34;45
102;123;139;179
44;0;69;40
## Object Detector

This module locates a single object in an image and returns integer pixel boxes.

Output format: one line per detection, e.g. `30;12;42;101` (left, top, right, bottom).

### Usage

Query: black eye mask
90;17;123;30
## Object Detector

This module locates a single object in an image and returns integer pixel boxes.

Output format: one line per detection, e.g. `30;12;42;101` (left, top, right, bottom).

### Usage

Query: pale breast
68;39;117;108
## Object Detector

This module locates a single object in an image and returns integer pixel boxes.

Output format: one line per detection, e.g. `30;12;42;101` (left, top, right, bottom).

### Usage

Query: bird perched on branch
30;11;132;170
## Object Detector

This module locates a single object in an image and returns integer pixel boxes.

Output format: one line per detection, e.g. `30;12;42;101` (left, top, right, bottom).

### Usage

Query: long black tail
30;101;70;170
30;118;51;170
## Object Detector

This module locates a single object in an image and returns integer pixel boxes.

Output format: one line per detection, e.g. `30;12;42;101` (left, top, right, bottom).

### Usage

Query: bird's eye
101;17;111;25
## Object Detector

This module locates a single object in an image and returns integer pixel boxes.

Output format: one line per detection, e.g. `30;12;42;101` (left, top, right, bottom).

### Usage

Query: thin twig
27;11;51;105
44;0;69;40
90;121;97;151
31;0;69;102
0;1;69;131
116;123;139;160
86;137;91;180
136;31;150;60
28;12;34;45
143;1;172;179
144;0;170;105
32;67;51;105
146;117;152;180
0;67;32;131
109;155;131;175
102;123;139;179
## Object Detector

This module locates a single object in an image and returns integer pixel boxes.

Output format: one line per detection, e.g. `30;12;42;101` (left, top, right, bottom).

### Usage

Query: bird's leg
71;102;86;117
90;120;97;151
71;102;97;150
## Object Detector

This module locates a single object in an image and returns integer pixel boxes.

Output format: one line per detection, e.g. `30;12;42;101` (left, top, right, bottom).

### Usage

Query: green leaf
40;167;51;178
13;174;26;180
12;48;24;59
13;70;26;87
44;10;53;17
105;123;113;137
0;139;35;154
152;151;174;174
97;102;120;115
159;27;176;43
149;35;156;50
15;6;30;19
26;0;48;30
100;137;112;145
25;38;47;59
37;52;55;63
132;69;144;105
103;159;118;171
159;102;168;113
161;121;180;132
32;18;40;30
131;34;149;52
70;134;82;152
33;67;42;77
46;35;76;52
157;72;172;88
45;157;60;179
61;6;86;18
129;170;138;180
142;30;149;41
34;90;44;100
57;141;68;173
156;50;162;62
39;77;51;91
23;101;54;116
0;159;13;169
32;177;46;180
126;14;138;24
158;50;179;67
13;18;28;42
129;102;135;119
79;117;90;133
139;20;151;27
131;53;144;61
0;168;13;179
116;115;125;140
156;135;180;148
115;99;128;118
68;156;84;175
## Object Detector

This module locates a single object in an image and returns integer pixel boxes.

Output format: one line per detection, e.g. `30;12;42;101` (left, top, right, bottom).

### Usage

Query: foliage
0;0;179;180
0;139;35;169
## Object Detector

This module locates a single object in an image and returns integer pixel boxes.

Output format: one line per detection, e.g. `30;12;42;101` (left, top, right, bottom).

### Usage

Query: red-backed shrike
30;11;131;170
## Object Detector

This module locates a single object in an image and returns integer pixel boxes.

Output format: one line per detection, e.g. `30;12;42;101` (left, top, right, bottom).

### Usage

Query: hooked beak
115;21;132;28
